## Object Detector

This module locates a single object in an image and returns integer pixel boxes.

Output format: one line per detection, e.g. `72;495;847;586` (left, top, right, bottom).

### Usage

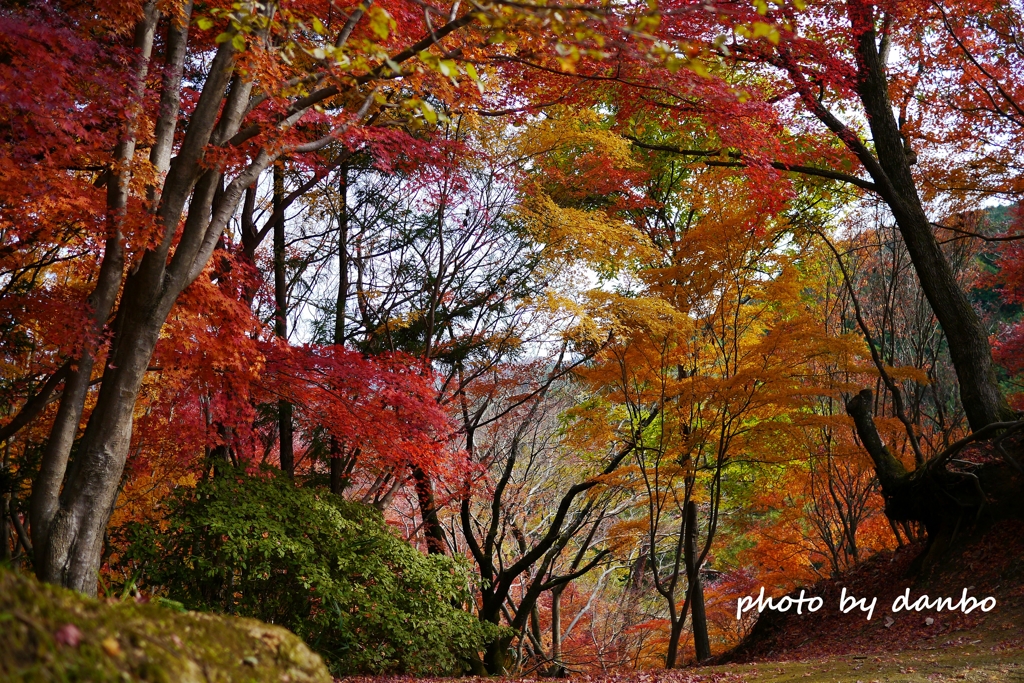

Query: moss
0;567;332;683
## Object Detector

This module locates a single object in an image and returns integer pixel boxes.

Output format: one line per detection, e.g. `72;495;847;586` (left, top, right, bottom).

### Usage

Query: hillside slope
719;518;1024;665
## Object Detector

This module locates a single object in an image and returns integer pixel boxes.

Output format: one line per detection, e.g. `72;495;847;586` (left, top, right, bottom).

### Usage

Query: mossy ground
0;567;332;683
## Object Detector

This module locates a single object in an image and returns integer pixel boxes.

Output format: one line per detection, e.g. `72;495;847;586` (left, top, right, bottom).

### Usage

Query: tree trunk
31;24;258;593
550;585;563;673
483;632;515;676
413;465;447;554
685;499;711;663
30;1;158;573
842;3;1012;430
37;279;180;593
273;163;294;477
328;164;350;491
664;604;683;669
335;162;349;347
330;447;345;495
844;389;1023;571
2;441;11;562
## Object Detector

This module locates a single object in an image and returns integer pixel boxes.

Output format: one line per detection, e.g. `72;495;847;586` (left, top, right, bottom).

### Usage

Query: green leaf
420;101;437;124
438;59;457;78
232;33;246;52
195;17;214;31
368;7;393;40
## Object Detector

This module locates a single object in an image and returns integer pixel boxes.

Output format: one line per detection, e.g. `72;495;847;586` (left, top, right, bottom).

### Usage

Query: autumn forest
2;0;1024;680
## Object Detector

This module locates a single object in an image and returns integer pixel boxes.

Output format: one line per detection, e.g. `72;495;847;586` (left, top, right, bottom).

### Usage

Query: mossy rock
0;567;332;683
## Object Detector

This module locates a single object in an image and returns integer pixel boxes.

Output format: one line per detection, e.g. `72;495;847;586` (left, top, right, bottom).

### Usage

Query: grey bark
30;2;158;568
32;27;249;594
550;585;564;673
29;0;469;596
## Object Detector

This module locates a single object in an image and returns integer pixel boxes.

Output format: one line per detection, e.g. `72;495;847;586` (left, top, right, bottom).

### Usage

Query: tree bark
0;362;70;447
835;3;1012;430
39;277;182;592
335;162;349;347
32;28;253;594
845;389;909;495
328;163;350;490
26;0;457;595
273;163;294;478
30;1;158;570
413;465;447;554
330;450;345;495
685;499;711;663
2;441;11;562
844;388;991;547
550;585;563;673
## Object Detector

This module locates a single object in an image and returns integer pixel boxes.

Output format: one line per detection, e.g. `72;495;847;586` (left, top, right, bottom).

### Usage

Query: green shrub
125;469;501;675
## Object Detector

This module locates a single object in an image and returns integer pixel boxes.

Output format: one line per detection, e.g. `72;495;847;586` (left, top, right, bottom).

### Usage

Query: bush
126;469;501;675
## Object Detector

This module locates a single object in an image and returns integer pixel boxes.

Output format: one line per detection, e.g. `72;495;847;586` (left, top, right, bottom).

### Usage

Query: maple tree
0;0;501;594
491;0;1018;430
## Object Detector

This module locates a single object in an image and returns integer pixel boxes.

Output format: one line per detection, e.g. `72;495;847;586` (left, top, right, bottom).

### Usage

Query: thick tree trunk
842;3;1012;430
685;500;711;663
30;1;158;570
844;389;1023;571
665;608;683;669
330;448;345;494
38;284;178;592
845;390;910;495
483;631;515;676
31;23;259;593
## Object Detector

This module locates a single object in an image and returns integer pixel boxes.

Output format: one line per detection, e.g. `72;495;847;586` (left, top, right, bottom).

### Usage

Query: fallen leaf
101;637;121;657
